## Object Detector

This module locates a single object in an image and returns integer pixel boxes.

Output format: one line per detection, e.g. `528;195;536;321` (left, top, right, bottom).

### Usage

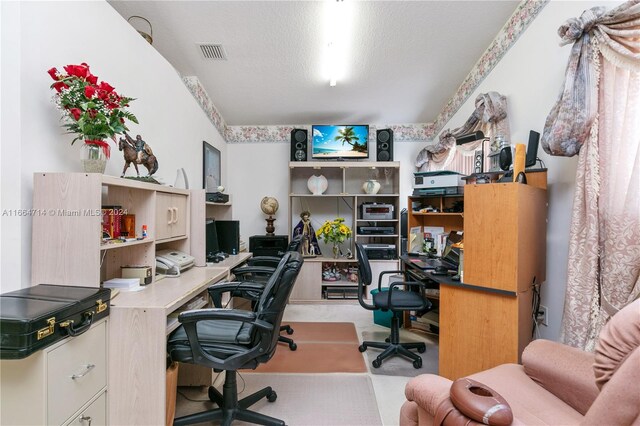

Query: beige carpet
176;373;383;426
247;322;367;374
361;329;438;377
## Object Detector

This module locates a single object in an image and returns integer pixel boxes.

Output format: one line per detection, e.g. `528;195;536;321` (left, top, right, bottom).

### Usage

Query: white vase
307;174;328;195
362;179;381;194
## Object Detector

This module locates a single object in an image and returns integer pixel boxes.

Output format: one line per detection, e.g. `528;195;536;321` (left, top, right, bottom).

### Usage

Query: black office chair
355;243;431;369
229;237;302;350
167;251;303;426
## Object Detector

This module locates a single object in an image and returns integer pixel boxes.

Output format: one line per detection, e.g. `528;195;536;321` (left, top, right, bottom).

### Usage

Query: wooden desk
400;255;533;380
108;253;251;425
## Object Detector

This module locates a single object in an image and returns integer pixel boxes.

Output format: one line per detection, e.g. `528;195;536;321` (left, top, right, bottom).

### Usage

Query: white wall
0;1;225;293
227;1;615;341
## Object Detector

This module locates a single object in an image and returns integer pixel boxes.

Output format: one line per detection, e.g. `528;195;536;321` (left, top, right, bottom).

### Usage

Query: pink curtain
542;1;640;350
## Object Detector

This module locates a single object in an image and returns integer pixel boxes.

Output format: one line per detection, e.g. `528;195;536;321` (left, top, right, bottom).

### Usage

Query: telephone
155;250;195;277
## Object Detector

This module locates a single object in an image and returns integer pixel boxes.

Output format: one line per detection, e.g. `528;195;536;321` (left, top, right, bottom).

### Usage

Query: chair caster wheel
385;337;390;343
286;327;294;335
417;345;426;354
372;359;382;368
267;390;277;402
358;344;367;352
289;342;297;351
413;359;423;369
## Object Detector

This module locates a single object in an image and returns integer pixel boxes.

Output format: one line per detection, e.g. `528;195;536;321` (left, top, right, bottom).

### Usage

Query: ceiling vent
198;43;227;60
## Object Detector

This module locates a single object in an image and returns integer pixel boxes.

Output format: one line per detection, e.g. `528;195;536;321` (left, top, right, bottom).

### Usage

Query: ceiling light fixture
325;0;350;87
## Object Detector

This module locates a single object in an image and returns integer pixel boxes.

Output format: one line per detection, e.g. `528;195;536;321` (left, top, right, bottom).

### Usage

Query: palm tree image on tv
335;126;367;153
312;125;369;158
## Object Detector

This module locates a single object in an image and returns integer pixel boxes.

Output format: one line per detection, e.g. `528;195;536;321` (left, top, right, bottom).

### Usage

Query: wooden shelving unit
406;173;547;380
288;161;401;302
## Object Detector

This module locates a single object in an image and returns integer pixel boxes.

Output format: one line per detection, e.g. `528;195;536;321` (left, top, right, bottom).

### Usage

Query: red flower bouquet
48;63;138;158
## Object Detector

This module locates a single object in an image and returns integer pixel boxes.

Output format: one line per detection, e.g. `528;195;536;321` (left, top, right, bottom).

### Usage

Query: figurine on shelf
293;210;321;257
119;132;159;177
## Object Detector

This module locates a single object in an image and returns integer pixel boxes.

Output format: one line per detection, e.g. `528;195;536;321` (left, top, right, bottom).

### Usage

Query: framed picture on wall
203;141;221;191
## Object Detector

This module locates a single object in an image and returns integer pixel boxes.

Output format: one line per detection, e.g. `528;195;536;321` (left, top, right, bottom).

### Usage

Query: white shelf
100;238;154;251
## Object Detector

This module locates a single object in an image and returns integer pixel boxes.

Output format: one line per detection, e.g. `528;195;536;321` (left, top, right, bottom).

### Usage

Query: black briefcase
0;284;111;359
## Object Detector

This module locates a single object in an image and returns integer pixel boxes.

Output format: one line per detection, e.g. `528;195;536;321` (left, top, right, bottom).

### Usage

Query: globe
260;196;279;216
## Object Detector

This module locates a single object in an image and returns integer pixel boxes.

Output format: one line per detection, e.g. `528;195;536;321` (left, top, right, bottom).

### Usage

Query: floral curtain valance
541;1;640;157
415;91;511;172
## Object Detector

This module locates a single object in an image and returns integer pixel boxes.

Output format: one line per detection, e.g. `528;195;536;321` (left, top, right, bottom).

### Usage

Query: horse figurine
119;133;159;177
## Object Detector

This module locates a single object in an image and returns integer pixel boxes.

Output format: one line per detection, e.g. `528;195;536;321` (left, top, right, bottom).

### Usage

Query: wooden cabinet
0;319;108;426
407;174;547;380
288;161;400;302
31;173;191;287
156;192;188;241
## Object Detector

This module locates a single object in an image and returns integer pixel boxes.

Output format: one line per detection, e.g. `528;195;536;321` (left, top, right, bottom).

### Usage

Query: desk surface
400;254;516;296
110;253;251;312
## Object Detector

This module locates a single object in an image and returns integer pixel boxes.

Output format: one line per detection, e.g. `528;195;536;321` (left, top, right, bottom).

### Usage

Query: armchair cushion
593;298;640;390
468;364;583;425
522;339;598;415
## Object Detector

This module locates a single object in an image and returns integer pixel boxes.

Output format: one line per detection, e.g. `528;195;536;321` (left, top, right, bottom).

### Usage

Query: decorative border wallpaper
182;76;227;138
184;0;548;144
432;0;549;135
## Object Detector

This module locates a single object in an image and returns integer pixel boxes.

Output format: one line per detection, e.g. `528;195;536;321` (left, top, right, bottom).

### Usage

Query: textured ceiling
108;1;519;126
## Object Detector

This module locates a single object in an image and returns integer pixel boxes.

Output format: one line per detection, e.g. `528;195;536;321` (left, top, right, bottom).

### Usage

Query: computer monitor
206;219;220;257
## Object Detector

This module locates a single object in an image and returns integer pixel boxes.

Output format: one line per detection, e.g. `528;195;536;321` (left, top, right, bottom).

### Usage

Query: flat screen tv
311;125;369;160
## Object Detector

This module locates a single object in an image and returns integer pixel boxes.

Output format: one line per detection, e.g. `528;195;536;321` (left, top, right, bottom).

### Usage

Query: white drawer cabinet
0;319;108;425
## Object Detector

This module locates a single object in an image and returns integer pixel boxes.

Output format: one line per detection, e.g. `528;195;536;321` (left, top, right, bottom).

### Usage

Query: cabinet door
156;193;174;240
171;194;188;238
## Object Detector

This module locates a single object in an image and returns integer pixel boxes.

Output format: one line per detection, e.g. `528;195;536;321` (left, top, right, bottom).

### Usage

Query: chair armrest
377;270;404;291
207;281;265;307
176;308;272;371
245;256;281;267
232;266;276;276
178;308;256;324
404;374;453;416
522;339;599;415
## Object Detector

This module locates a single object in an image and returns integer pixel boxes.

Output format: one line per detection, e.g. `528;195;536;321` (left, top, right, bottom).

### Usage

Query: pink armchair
400;299;640;426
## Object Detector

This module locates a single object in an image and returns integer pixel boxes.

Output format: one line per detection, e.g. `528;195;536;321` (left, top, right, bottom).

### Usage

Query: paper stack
103;278;141;290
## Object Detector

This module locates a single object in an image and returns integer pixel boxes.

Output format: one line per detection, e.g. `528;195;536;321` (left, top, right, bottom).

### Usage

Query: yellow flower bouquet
316;217;352;258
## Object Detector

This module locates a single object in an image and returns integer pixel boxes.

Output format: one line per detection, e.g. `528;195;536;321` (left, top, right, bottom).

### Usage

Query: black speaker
499;147;512;171
474;148;484;174
376;129;393;161
215;220;240;255
526;130;540;168
290;129;308;161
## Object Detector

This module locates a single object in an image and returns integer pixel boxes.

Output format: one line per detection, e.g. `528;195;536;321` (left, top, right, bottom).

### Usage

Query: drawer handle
60;311;94;337
71;364;96;380
80;415;92;426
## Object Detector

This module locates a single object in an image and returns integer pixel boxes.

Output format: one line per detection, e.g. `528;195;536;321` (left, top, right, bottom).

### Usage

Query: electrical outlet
537;305;549;326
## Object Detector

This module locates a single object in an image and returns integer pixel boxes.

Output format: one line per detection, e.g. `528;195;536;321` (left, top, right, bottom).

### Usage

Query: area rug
175;373;383;426
361;329;439;377
247;322;367;373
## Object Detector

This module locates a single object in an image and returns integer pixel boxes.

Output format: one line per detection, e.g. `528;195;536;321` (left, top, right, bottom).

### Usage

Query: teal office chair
355;243;431;369
167;252;303;426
